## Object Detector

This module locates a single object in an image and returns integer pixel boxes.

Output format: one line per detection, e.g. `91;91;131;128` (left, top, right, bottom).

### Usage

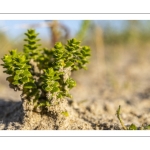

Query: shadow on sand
0;99;24;129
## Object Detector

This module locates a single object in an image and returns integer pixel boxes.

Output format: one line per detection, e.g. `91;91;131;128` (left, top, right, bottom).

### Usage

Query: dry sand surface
1;45;150;130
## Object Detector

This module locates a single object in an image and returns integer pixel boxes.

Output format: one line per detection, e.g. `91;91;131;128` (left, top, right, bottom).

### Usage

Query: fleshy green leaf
22;76;29;83
65;61;74;67
24;70;32;77
51;87;60;93
128;124;137;130
24;82;36;89
12;80;20;85
45;86;52;91
14;74;21;80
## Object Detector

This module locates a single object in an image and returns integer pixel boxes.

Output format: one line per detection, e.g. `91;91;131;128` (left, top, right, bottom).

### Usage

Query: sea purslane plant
1;29;91;116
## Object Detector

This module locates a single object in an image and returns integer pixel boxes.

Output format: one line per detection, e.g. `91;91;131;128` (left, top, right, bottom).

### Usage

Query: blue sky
1;20;147;41
0;20;125;38
0;20;83;40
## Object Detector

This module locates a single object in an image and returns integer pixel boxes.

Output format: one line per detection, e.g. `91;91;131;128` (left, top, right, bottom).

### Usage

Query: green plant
116;105;150;130
1;29;91;115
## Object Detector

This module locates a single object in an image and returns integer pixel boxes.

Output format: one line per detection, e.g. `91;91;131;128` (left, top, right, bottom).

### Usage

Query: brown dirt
1;44;150;130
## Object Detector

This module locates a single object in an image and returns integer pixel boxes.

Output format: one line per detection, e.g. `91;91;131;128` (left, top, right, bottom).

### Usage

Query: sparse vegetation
116;105;150;130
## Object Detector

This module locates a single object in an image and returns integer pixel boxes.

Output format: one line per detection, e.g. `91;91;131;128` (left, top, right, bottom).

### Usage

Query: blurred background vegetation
1;20;150;57
1;20;150;54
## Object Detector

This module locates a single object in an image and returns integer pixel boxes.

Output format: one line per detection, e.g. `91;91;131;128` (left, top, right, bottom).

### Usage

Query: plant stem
116;105;127;130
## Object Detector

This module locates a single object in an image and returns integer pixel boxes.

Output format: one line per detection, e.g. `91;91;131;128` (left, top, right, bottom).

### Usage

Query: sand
1;45;150;130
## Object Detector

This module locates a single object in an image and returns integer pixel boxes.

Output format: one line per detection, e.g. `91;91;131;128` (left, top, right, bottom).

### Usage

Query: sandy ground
1;44;150;130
